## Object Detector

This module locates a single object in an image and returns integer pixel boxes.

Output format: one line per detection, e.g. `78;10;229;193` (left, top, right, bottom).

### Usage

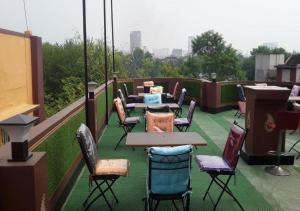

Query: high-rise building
188;36;195;54
153;48;170;59
130;31;141;52
171;49;183;58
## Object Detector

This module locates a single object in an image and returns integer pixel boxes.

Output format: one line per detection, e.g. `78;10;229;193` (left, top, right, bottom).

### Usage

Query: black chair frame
289;139;300;159
145;150;192;211
200;122;247;211
115;121;136;150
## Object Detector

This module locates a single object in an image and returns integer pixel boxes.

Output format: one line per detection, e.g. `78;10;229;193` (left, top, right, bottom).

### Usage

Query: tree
191;30;245;80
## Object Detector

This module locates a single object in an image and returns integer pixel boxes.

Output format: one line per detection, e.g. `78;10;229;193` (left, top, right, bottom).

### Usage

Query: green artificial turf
63;107;273;211
34;110;85;197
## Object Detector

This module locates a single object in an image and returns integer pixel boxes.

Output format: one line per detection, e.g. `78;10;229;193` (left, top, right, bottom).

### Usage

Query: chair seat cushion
94;159;129;176
174;118;189;125
128;95;138;98
126;103;135;108
125;116;140;124
195;155;232;172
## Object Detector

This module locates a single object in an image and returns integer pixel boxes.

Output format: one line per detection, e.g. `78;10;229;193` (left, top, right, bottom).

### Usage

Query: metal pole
82;0;89;127
103;0;108;125
110;0;115;73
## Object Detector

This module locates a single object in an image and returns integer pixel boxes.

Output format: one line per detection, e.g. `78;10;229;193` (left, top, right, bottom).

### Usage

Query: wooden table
134;103;179;109
126;132;207;147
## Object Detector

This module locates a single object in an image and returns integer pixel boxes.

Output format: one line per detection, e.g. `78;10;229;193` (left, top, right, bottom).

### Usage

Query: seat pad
126;103;135;108
128;95;138;98
174;118;189;125
94;159;129;176
125;116;140;124
195;155;232;172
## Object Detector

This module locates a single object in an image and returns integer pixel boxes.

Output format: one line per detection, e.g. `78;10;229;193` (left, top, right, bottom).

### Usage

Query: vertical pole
103;0;109;125
110;0;115;74
82;0;89;127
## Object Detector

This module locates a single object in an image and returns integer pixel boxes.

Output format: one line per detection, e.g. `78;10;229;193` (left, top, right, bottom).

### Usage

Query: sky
1;0;300;55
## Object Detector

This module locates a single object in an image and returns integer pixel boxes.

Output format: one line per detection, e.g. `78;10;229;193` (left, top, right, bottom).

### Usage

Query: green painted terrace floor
63;106;300;211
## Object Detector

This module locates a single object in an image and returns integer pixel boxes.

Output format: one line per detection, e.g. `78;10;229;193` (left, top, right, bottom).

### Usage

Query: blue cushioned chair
144;94;162;104
145;145;192;211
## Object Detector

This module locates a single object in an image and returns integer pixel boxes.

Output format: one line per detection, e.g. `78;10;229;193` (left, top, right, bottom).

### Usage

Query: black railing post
82;0;89;127
103;0;108;125
110;0;115;74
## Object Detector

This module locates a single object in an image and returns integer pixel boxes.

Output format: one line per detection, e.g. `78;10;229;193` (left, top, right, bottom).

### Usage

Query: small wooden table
134;103;179;109
126;132;207;147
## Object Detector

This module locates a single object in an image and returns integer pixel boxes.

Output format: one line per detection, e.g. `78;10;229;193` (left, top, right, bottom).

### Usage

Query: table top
288;96;300;101
134;103;179;109
126;132;207;147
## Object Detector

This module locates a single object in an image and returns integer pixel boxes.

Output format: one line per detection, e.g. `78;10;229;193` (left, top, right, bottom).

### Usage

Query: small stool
265;111;300;176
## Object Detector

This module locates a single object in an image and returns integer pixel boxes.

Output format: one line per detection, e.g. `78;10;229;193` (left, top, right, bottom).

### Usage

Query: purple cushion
174;118;189;125
290;85;300;96
126;103;135;108
195;155;232;172
128;95;138;98
125;116;140;124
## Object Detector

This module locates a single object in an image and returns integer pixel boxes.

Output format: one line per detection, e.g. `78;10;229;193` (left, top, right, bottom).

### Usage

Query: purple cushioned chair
290;85;300;96
174;100;196;132
195;121;247;211
173;88;187;117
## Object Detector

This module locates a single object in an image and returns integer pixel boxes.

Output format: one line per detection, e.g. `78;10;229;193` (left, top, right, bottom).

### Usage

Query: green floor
63;107;300;211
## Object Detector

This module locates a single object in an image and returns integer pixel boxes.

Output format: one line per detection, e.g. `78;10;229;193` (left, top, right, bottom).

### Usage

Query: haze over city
1;0;300;54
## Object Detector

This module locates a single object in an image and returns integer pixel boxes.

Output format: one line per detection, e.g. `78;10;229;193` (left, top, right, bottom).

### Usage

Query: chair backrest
177;88;187;107
146;105;169;113
172;82;179;99
147;145;192;194
114;97;126;123
146;112;174;132
290;85;300;96
117;89;127;108
123;83;129;98
76;123;98;174
236;84;246;101
187;100;196;124
275;111;300;130
144;93;162;104
222;122;247;170
144;81;154;93
150;86;163;94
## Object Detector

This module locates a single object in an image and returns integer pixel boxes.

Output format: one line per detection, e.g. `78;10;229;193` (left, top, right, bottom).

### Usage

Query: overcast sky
1;0;300;54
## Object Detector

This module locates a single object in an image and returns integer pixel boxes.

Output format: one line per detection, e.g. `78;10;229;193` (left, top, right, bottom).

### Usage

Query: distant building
188;36;195;54
171;49;182;58
276;54;300;82
255;54;284;81
153;48;170;59
130;31;141;52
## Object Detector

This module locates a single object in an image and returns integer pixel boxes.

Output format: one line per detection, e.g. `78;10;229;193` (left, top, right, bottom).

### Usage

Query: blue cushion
144;94;162;104
149;145;192;155
148;145;192;194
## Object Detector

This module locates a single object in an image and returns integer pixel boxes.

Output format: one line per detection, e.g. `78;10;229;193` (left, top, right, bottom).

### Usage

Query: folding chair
144;81;155;93
195;121;247;211
146;112;174;132
145;145;193;211
117;89;135;115
235;84;246;118
174;100;196;132
173;88;187;117
114;97;140;150
76;123;130;211
123;83;139;102
165;81;179;102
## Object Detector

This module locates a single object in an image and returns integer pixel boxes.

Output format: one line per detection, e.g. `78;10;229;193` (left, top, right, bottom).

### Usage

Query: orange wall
0;32;33;111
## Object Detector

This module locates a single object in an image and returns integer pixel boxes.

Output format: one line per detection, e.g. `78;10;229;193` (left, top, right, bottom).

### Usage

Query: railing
27;80;114;210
